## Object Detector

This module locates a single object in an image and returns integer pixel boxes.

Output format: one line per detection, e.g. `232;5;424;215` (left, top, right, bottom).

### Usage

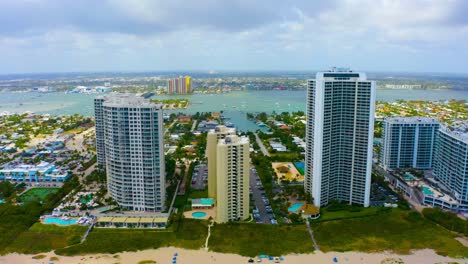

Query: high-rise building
94;94;165;212
305;69;376;207
168;76;191;94
432;123;468;209
215;135;250;223
381;117;439;170
94;97;106;167
207;125;236;198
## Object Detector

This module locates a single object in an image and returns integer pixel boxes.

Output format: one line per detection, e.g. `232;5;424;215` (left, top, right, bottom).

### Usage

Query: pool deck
184;208;216;220
272;162;304;183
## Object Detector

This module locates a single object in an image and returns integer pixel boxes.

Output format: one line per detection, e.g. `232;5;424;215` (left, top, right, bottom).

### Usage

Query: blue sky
0;0;467;74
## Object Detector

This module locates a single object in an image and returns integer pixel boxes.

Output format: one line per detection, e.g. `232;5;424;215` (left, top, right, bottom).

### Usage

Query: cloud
0;0;467;73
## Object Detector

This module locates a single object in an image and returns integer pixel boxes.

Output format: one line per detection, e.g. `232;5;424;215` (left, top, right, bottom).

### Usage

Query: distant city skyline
0;1;467;74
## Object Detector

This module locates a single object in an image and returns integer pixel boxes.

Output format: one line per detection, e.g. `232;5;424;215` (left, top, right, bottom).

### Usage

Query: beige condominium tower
207;125;236;198
215;134;250;223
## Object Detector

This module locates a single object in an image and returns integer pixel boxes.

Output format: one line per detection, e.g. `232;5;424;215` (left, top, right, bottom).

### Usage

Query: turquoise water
80;194;92;204
422;186;434;196
0;90;466;132
192;211;207;218
200;198;214;205
288;202;304;213
44;217;77;225
0;199;4;204
294;162;305;174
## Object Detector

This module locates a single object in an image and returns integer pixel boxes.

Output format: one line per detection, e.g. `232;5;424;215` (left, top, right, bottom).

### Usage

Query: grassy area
62;128;84;135
188;189;208;199
209;223;313;257
55;219;207;255
6;223;87;254
317;206;390;222
312;209;468;258
18;188;60;203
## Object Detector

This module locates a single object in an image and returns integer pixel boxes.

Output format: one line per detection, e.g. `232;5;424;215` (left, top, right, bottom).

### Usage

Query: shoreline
0;248;465;264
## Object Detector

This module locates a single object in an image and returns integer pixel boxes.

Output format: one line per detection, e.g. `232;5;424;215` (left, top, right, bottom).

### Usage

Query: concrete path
255;132;270;157
203;220;215;250
306;219;320;251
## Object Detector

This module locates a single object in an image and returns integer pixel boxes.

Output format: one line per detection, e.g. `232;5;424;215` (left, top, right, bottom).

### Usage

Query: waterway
0;89;466;131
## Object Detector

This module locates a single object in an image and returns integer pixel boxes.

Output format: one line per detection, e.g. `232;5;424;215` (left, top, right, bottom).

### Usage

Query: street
254;133;270;157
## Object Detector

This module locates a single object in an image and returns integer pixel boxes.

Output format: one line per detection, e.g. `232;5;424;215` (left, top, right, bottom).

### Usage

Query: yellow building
207;125;236;198
185;76;191;93
216;135;250;223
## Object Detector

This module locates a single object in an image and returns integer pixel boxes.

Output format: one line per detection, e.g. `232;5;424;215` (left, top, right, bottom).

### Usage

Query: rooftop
219;135;249;145
439;122;468;144
385;116;440;125
99;93;163;109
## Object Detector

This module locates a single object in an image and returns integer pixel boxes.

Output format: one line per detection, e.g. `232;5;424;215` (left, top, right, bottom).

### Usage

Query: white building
381;117;439;170
431;123;468;211
305;69;376;207
94;94;165;212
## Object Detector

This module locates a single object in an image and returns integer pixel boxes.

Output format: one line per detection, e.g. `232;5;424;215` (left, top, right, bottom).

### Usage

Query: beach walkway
306;219;320;251
204;220;215;250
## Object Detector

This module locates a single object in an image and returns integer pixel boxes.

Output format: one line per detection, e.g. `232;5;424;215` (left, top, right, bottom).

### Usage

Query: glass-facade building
305;70;375;207
94;94;165;212
433;124;468;210
381;117;439;170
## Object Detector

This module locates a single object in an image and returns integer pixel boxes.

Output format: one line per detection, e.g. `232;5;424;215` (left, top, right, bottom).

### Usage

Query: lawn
317;206;390;222
6;223;87;254
312;209;468;258
209;223;313;257
18;188;60;203
55;219;207;255
188;189;208;199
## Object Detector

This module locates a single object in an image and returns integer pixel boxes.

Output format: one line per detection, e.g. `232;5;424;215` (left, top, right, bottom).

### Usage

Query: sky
0;0;467;74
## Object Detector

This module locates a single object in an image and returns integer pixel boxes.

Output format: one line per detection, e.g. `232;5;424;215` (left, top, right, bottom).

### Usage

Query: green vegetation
317;202;391;222
209;223;312;257
151;98;189;109
138;260;157;264
18;188;60;203
0;175;81;254
6;223;87;254
0;201;43;253
55;219;207;255
422;208;468;236
312;209;468;258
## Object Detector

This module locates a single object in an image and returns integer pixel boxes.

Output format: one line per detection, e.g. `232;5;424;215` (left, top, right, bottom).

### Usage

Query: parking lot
249;167;277;224
370;182;399;206
191;163;207;190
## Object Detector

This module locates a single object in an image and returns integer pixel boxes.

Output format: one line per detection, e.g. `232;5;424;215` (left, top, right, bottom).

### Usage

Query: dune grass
55;219;207;256
209;223;313;257
6;223;87;254
312;209;468;258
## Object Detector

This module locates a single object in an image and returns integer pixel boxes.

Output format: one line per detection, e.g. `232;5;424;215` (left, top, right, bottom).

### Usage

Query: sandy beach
0;248;465;264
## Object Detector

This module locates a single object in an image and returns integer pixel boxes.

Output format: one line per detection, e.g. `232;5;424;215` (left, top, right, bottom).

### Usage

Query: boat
256;122;266;127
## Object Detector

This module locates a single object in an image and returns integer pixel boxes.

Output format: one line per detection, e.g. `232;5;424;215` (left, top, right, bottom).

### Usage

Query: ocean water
0;89;466;131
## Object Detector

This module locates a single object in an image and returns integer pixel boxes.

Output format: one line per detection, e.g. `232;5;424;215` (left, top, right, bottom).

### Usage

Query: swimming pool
294;162;305;175
288;202;304;213
0;199;4;204
192;212;207;218
44;217;77;226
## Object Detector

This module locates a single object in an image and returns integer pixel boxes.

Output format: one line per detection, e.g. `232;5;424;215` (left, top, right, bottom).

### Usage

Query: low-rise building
0;161;69;182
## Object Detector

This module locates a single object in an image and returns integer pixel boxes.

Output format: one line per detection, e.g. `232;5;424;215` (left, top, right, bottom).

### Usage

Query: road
191;120;198;132
249;167;272;224
255;133;270;157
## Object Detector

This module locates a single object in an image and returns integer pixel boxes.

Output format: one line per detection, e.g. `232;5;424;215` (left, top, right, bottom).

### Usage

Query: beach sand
0;248;465;264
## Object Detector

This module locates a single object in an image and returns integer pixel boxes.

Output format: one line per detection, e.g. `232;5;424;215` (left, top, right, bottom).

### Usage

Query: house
178;115;191;123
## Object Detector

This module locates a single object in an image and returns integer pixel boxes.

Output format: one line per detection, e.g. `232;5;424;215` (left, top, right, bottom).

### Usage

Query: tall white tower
95;94;165;212
305;69;376;207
